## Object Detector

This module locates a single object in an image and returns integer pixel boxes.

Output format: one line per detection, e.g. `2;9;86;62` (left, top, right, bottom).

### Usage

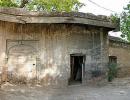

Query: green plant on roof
0;0;84;12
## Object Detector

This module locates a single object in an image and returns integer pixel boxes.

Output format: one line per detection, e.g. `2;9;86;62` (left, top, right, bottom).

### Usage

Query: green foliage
110;13;120;32
110;13;119;23
110;2;130;41
0;0;84;12
27;0;84;12
0;0;18;7
108;63;117;82
120;2;130;41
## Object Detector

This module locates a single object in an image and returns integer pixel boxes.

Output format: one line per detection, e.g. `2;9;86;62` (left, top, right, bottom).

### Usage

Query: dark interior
70;55;83;84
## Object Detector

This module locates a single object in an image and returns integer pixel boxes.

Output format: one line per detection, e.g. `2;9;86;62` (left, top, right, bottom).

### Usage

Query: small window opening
109;56;117;64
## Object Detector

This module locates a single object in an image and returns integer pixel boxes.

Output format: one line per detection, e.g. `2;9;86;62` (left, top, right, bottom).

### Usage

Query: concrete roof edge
109;36;129;44
0;7;117;29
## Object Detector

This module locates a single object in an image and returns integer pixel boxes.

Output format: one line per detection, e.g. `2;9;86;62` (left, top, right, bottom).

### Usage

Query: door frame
69;53;86;85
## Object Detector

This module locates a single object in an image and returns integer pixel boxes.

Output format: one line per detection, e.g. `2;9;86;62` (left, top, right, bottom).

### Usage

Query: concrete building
0;8;116;87
109;36;130;78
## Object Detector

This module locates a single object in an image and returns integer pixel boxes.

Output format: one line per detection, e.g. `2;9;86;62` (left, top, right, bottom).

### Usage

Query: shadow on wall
39;63;61;86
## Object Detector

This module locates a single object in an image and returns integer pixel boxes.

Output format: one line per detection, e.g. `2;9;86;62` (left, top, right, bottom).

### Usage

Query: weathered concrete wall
0;21;108;87
109;40;130;77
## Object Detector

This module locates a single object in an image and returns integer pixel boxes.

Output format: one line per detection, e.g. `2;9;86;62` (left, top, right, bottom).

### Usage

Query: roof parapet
0;7;118;29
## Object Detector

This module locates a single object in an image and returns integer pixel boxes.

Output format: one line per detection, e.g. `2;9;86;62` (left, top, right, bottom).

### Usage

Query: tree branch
20;0;29;8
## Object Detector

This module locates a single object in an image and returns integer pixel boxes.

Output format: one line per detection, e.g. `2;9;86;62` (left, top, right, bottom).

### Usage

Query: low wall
109;39;130;78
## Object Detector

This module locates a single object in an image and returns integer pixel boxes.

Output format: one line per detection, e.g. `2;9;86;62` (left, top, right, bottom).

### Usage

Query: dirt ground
0;78;130;100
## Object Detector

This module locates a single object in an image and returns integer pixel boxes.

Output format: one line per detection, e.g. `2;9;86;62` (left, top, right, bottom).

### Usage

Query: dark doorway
69;54;85;85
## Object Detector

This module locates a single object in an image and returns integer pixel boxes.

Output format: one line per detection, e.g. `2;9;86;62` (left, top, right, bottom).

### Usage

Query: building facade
0;8;116;87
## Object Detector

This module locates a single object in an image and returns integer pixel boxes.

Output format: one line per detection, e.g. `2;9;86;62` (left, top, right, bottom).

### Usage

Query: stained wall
0;21;109;87
109;40;130;77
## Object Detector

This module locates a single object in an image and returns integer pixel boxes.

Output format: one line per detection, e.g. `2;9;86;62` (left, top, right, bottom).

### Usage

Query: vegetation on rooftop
0;0;84;12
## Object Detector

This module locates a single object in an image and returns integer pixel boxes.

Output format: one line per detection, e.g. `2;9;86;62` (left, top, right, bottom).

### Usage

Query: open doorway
69;54;85;85
109;56;117;64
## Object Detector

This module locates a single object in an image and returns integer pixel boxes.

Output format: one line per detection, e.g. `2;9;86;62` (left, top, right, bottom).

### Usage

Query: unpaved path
0;78;130;100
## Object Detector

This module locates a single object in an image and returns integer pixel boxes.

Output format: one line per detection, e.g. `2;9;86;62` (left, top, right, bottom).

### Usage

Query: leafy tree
0;0;18;7
120;2;130;41
0;0;84;12
28;0;84;12
19;0;29;8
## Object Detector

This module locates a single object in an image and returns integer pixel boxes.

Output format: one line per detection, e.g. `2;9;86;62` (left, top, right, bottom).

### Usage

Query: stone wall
109;40;130;77
0;21;108;87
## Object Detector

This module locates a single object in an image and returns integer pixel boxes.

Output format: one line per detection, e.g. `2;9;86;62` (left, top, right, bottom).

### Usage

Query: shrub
108;63;117;82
